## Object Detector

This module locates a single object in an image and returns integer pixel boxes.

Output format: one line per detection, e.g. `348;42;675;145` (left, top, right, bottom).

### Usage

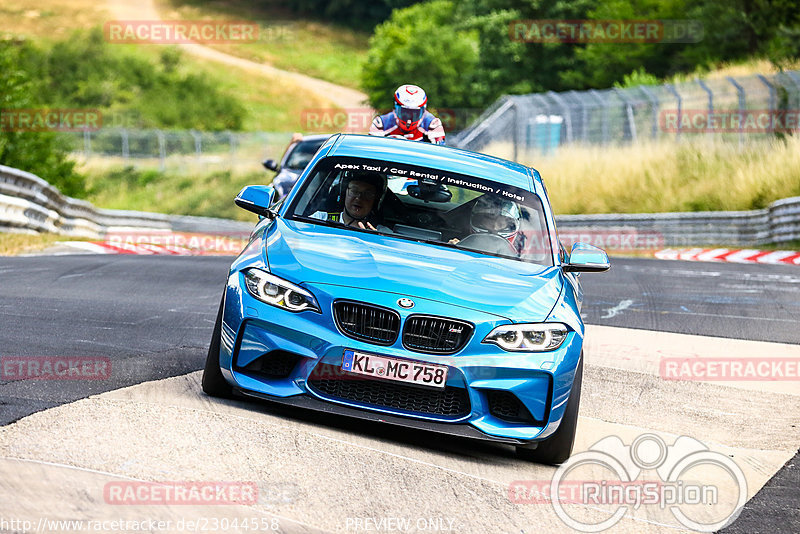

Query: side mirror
235;185;277;219
262;159;279;172
563;243;610;273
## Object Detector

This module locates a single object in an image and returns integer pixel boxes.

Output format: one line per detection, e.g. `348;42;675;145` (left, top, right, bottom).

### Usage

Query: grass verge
81;165;264;222
180;50;334;131
157;0;369;89
668;57;800;84
0;1;335;131
484;136;800;215
0;232;76;256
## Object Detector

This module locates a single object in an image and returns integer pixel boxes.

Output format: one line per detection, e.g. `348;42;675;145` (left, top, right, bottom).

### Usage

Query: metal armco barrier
0;165;252;238
555;197;800;247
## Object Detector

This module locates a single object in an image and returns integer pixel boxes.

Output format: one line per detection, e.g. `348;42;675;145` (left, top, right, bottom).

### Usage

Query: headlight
482;323;568;352
243;269;321;313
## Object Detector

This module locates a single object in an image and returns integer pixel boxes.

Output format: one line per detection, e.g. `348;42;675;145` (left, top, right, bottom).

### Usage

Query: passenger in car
449;195;524;256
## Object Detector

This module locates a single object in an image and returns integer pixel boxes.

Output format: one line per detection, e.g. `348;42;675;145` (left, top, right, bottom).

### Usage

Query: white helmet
470;195;521;239
394;84;427;131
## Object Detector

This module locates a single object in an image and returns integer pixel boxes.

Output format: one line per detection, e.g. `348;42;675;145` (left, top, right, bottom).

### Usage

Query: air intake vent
402;315;473;354
333;300;400;346
308;363;469;417
487;390;537;424
239;351;300;379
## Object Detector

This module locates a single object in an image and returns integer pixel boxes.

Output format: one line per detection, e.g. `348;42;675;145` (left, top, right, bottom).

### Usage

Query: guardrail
555;197;800;248
0;165;252;238
2;164;798;247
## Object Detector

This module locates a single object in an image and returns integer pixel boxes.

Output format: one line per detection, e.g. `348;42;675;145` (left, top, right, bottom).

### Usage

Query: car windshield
287;156;554;266
284;138;327;169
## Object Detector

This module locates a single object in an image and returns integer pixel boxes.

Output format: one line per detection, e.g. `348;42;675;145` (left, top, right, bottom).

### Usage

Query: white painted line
601;299;634;319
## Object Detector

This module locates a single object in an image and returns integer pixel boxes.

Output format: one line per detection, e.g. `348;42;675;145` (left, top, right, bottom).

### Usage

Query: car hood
265;219;562;321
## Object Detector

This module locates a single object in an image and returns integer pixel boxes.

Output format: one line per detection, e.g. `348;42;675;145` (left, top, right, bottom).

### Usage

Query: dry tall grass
0;232;73;255
484;136;800;214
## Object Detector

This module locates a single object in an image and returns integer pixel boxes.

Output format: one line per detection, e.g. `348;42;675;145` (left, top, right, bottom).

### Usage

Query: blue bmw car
203;134;609;464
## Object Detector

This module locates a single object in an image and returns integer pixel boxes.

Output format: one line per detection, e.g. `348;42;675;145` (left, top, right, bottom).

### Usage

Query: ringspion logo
511;433;747;532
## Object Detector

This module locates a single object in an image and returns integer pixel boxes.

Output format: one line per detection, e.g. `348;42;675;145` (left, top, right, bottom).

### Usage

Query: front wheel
201;295;233;398
516;354;583;465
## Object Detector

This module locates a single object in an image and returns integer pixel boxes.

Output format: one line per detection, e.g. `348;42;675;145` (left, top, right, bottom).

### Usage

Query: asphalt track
0;254;798;533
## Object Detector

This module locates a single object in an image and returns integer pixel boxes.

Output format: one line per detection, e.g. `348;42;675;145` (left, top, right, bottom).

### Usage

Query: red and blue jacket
369;111;446;145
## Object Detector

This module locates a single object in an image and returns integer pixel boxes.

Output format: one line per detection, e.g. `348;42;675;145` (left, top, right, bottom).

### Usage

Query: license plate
341;349;448;389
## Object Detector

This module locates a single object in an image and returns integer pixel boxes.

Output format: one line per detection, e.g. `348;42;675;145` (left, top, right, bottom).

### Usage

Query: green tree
26;29;246;131
458;0;598;95
362;0;800;110
362;1;483;109
613;67;659;89
362;0;599;110
0;41;83;196
571;0;800;88
563;0;691;88
279;0;422;28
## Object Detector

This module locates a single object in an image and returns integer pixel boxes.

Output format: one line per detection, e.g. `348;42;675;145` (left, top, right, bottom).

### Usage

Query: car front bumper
218;273;584;444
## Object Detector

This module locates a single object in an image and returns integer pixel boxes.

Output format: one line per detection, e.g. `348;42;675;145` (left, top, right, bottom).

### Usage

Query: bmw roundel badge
397;298;415;309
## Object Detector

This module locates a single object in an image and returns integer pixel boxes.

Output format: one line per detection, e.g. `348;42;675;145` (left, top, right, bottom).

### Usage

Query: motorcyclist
369;84;445;145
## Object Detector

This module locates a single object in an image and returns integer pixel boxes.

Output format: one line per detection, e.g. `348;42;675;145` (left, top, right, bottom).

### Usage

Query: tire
516;354;583;465
201;295;234;398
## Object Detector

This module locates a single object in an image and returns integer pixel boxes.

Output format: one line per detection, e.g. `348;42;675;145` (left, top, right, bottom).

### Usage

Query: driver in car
310;171;391;232
449;195;523;255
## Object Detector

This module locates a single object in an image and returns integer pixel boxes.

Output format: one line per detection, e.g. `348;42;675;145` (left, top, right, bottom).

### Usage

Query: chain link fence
62;130;295;174
59;70;800;171
451;70;800;159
